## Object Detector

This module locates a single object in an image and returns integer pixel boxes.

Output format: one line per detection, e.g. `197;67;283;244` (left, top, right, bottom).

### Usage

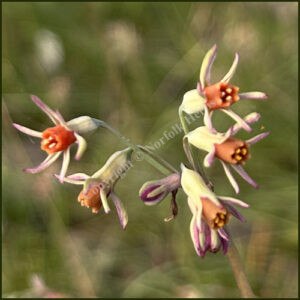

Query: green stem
93;119;173;176
226;232;256;298
178;108;210;185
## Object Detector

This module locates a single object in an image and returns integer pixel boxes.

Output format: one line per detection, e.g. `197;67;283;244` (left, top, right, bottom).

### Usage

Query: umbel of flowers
13;45;269;259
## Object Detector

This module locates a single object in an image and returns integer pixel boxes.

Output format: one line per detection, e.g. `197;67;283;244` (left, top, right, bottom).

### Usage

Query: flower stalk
226;233;256;298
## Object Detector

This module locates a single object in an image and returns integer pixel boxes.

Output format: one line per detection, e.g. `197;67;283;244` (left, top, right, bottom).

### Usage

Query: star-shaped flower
185;112;270;193
13;95;101;182
180;45;268;132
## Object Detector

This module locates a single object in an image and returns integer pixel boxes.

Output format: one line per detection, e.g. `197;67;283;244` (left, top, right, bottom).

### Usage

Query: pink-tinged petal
190;215;202;257
24;152;61;174
13;123;42;138
74;133;87;160
67;173;90;181
231;165;259;189
218;228;229;241
58;148;70;184
204;147;216;168
239;92;268;100
197;81;204;96
54;173;86;185
224;203;246;223
200;44;217;87
220;52;239;83
220;161;239;194
110;192;128;230
221;237;229;254
221;109;252;132
246;132;270;145
217;196;249;208
203;105;217;134
30;95;59;125
204;224;211;252
231;112;261;136
54;109;68;128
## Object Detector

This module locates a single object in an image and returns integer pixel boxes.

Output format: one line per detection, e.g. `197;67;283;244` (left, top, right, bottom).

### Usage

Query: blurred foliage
2;2;298;298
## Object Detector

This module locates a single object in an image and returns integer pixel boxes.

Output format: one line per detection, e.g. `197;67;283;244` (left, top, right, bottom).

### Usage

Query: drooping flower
139;173;181;221
139;173;181;205
180;164;249;258
56;148;133;229
13;95;102;182
185;112;270;193
180;45;268;132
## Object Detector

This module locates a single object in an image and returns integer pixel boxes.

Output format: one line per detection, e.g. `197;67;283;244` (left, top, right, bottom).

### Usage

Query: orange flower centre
201;197;229;229
203;82;240;110
214;137;250;165
41;125;76;154
78;185;102;214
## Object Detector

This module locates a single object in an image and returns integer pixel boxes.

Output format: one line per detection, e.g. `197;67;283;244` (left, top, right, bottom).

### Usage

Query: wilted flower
56;148;133;229
139;173;181;221
180;44;268;132
185;112;270;193
13;95;101;182
139;173;181;205
181;164;249;258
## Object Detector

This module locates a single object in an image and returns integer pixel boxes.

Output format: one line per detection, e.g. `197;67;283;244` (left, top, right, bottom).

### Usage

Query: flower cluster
13;45;269;258
139;45;269;257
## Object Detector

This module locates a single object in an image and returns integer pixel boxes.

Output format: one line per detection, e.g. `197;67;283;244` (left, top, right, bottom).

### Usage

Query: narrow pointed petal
67;173;90;181
246;132;270;145
200;44;217;87
204;147;216;167
110;192;128;230
220;161;239;194
217;195;249;208
203;105;217;133
197;81;204;96
231;165;259;189
204;224;211;251
218;228;229;241
23;152;61;174
54;174;86;185
221;109;252;132
54;109;68;127
74;133;87;160
100;188;111;214
30;95;59;125
58;148;70;184
196;206;203;233
225;203;246;222
13;123;42;138
187;197;197;215
231;112;261;136
221;53;239;83
190;215;202;257
239;92;268;100
221;237;229;254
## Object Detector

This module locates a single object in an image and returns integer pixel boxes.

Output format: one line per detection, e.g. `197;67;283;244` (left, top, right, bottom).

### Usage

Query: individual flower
139;173;181;205
185;112;270;193
56;148;133;229
180;164;249;258
13;95;102;182
139;173;181;221
180;44;268;132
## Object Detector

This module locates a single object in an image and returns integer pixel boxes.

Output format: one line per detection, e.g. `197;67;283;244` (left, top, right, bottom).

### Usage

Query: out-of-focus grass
2;2;298;298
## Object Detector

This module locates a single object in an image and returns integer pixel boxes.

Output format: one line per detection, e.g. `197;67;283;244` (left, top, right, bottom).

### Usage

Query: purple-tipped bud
139;173;181;206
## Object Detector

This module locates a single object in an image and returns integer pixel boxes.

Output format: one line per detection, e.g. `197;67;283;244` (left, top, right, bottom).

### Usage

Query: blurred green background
2;2;298;298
